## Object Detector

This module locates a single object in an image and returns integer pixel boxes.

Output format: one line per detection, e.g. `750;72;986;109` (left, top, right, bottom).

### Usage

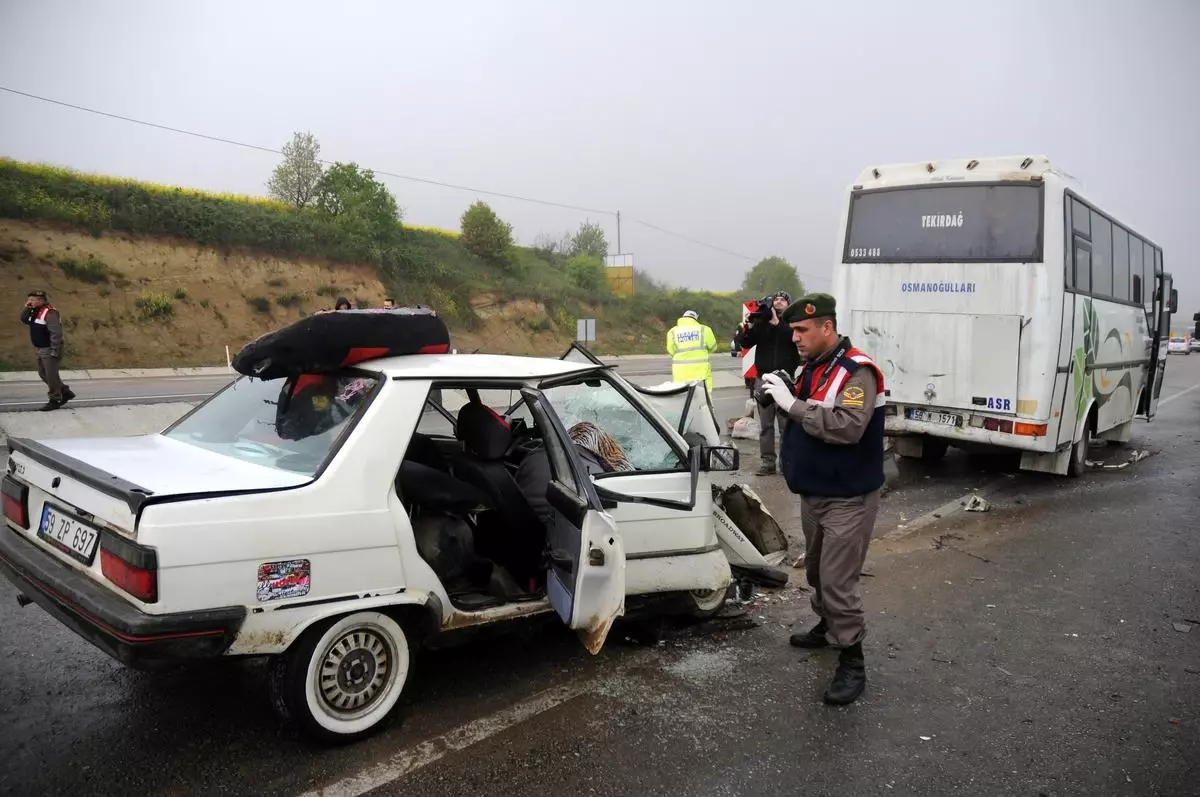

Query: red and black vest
780;338;887;498
26;304;56;349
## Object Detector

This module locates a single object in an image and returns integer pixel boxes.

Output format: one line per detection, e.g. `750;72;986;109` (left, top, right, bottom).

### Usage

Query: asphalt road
0;354;746;412
1;358;1197;796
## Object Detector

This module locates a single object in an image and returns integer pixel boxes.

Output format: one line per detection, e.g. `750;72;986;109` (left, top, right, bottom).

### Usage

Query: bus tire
1067;417;1093;478
921;438;950;462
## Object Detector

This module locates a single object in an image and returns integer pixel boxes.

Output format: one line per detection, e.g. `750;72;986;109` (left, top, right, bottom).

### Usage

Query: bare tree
267;131;324;208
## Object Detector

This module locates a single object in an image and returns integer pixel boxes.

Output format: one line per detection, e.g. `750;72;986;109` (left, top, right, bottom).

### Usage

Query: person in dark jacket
760;292;885;706
734;290;800;475
20;290;75;412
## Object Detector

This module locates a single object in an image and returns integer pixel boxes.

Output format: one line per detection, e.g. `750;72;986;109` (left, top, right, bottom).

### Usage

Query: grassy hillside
0;159;742;370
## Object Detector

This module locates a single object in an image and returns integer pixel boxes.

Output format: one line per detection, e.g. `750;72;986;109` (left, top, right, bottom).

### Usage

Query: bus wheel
921;438;949;462
1067;419;1092;477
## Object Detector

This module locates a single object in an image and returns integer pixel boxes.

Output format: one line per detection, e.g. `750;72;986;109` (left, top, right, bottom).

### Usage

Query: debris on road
1172;622;1193;634
728;416;760;440
963;494;991;512
791;553;806;568
1086;449;1151;470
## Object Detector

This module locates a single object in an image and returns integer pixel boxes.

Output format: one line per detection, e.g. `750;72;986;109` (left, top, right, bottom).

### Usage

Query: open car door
521;387;626;655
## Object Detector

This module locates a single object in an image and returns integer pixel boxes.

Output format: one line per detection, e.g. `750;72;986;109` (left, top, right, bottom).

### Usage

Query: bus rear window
844;183;1043;263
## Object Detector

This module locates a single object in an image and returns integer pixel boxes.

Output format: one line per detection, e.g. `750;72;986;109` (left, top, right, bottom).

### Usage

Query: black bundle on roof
232;306;451;380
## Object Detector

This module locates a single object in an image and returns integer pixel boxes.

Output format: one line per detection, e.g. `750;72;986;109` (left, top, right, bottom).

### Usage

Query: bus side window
1130;236;1144;305
1073;237;1092;294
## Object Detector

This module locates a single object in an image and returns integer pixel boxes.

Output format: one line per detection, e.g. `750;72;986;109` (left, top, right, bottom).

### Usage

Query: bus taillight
1014;422;1048;438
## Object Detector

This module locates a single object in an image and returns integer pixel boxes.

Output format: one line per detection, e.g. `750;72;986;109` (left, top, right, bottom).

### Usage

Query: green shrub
276;291;303;308
246;296;272;314
564;254;607;293
173;288;189;301
57;255;110;283
315;284;339;297
135;291;174;320
460;200;513;261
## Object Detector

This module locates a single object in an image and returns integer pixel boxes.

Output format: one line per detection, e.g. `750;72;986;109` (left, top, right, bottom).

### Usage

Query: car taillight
100;535;158;603
2;476;28;529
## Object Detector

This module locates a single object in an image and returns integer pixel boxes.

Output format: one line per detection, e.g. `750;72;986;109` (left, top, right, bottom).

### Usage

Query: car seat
452;401;548;590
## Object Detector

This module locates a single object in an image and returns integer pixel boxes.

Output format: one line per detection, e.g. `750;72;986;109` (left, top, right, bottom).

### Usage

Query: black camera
754;369;796;408
752;296;777;321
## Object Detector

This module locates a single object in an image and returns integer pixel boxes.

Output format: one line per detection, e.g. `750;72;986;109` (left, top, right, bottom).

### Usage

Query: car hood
42;434;312;496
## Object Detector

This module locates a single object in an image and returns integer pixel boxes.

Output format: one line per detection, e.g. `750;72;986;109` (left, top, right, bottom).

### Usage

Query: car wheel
270;611;413;744
687;585;732;619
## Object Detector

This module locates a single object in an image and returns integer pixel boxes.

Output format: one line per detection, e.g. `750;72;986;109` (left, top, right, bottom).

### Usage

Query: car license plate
38;504;101;565
906;408;963;428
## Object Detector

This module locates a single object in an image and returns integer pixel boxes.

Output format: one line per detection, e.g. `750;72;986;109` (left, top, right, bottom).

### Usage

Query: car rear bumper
0;526;245;670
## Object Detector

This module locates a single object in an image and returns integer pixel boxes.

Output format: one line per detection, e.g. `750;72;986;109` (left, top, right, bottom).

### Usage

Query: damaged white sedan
1;339;787;744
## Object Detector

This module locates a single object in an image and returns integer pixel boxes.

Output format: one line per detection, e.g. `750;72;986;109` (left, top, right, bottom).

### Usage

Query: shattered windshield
540;379;685;472
163;372;379;476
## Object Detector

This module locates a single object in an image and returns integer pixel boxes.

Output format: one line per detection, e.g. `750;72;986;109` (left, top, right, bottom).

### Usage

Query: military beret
781;292;836;325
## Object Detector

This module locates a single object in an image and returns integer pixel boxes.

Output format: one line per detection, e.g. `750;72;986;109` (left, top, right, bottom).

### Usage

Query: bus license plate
907;408;963;428
38;504;101;565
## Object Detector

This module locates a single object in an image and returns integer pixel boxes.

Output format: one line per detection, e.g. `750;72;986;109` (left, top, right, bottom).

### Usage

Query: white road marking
881;477;1014;541
1159;381;1200;407
0;393;211;408
298;685;586;797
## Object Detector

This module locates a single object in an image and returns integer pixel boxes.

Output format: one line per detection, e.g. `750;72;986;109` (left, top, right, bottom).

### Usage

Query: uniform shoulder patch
840;384;865;408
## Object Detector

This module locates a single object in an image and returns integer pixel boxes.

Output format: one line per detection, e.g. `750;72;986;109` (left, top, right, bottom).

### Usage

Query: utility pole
616;209;622;254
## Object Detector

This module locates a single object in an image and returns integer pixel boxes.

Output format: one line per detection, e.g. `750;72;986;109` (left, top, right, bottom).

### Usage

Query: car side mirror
702;444;739;472
1167;288;1178;315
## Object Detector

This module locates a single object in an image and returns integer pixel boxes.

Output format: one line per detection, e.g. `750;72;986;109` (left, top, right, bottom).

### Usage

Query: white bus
832;155;1179;476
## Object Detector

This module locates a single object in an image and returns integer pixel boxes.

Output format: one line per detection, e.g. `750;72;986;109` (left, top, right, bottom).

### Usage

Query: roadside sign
576;318;596;343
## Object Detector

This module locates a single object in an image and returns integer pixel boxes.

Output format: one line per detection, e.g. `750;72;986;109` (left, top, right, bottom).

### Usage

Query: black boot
823;642;867;705
755;461;777;476
789;618;829;649
62;387;76;404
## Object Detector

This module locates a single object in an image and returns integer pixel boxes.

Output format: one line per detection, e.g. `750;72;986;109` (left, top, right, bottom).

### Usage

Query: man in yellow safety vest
667;310;719;391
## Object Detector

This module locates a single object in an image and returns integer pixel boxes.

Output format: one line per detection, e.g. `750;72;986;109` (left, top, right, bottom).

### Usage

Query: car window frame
506;370;693;478
160;366;386;481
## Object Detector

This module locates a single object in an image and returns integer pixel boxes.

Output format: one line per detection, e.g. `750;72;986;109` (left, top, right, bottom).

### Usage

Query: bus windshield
844;183;1043;263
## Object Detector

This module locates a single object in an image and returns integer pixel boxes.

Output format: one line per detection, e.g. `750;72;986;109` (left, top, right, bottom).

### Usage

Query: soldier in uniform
758;292;885;705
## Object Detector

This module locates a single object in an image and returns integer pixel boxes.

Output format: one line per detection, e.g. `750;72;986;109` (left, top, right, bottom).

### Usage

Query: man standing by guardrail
20;290;75;412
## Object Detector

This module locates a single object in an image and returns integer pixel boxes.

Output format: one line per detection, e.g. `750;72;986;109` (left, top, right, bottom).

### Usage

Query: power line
0;85;610;215
0;84;827;282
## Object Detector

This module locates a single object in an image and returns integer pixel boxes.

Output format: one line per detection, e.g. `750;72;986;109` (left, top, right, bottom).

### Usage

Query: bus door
1137;271;1175;420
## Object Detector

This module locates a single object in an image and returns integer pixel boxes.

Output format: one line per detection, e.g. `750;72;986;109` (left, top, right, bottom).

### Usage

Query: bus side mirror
1168;289;1178;315
1192;310;1199;325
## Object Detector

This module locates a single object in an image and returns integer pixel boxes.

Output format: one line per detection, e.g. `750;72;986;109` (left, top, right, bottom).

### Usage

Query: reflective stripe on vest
798;348;886;408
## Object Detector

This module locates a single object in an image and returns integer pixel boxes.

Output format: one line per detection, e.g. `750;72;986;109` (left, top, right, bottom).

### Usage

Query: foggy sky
1;0;1197;319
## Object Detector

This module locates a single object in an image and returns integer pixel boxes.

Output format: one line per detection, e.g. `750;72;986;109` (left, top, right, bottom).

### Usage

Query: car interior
395;383;626;613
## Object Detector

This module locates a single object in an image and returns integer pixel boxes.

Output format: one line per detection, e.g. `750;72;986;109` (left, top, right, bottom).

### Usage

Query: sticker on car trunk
257;559;311;602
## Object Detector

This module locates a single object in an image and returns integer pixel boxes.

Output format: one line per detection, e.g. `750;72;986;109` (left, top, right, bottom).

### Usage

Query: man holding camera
735;291;800;476
757;293;884;706
20;290;75;412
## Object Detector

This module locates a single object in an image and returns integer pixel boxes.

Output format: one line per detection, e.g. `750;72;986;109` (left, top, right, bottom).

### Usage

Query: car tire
687;584;732;619
269;611;414;744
